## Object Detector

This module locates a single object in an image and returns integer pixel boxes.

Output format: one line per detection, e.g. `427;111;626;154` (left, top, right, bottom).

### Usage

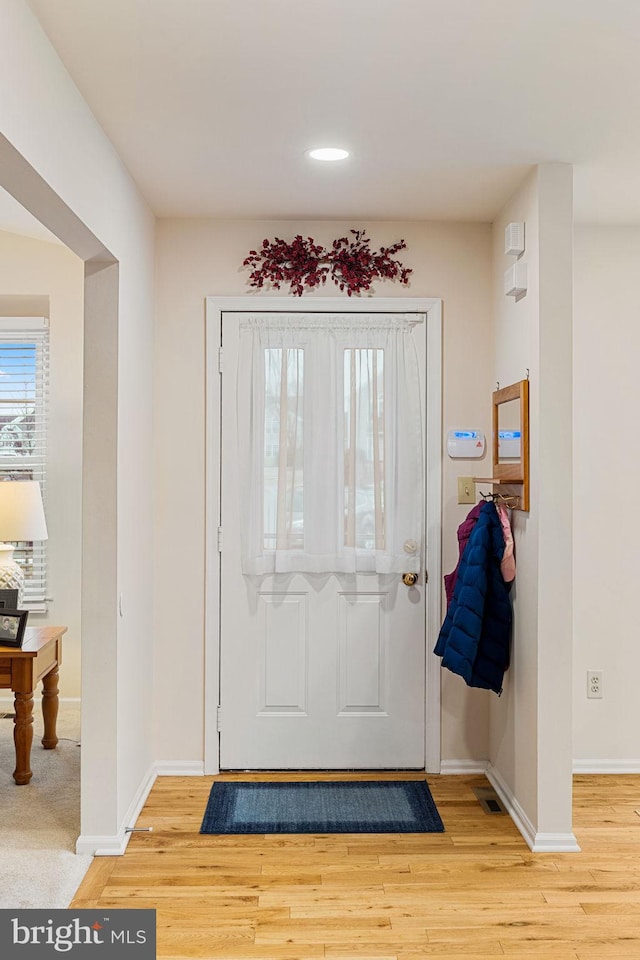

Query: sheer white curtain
237;313;423;575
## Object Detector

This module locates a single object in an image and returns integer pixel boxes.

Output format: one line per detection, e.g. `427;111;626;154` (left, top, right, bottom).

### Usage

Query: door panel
219;312;427;769
257;592;308;715
338;593;386;715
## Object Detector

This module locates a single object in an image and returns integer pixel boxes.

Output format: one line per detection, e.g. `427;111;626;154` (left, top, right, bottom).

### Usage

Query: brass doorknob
402;572;418;586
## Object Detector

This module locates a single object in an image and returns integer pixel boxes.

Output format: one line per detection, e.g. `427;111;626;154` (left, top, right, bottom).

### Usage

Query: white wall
573;226;640;769
0;230;83;699
154;218;494;767
490;171;540;819
490;165;575;847
0;0;156;849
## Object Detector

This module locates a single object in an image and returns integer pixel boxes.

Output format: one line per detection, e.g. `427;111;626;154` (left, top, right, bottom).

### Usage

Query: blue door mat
200;780;445;834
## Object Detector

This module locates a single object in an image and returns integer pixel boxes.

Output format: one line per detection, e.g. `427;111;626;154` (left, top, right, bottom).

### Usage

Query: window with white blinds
0;318;49;609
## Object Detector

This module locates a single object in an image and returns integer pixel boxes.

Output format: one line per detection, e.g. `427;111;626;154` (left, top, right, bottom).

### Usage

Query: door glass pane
263;348;304;550
344;348;385;549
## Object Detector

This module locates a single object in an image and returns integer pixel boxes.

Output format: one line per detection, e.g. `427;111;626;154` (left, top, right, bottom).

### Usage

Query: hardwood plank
576;944;640;959
389;903;586;927
543;890;640;904
100;879;324;899
159;946;324;960
255;921;427;945
70;857;118;903
580;902;640;914
157;928;255;958
425;919;640;941
324;948;506;960
285;891;547;917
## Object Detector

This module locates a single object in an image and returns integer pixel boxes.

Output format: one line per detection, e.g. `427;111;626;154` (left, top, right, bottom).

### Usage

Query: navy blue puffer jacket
434;501;512;695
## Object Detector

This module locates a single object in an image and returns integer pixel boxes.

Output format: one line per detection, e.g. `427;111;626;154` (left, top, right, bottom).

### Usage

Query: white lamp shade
0;480;48;541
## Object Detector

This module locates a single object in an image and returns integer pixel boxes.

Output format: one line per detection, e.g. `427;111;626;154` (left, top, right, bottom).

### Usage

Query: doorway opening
204;296;443;776
0;134;120;862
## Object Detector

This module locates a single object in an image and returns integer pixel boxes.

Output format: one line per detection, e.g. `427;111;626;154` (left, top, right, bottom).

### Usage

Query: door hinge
218;347;223;373
217;525;223;552
216;705;222;732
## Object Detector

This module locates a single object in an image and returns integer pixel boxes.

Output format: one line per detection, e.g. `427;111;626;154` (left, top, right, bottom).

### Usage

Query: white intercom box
447;429;485;458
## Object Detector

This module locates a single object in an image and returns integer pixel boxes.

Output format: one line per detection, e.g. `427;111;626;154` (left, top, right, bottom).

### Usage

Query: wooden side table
0;625;67;784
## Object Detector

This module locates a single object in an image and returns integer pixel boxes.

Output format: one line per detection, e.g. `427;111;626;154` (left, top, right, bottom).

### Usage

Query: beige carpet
0;700;92;908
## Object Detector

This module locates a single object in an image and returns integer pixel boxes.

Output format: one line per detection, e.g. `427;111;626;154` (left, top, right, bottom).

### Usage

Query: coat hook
526;368;530;380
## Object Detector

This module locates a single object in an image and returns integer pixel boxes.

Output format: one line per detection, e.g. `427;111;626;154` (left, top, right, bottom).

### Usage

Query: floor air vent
0;712;15;720
473;785;507;814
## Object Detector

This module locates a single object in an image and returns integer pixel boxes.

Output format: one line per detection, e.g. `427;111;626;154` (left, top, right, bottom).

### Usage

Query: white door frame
204;296;442;775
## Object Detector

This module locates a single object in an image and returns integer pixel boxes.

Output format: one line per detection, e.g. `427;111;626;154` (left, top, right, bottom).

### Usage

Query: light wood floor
71;771;640;959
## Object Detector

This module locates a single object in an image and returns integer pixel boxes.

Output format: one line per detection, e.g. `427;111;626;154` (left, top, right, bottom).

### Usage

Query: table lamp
0;480;48;604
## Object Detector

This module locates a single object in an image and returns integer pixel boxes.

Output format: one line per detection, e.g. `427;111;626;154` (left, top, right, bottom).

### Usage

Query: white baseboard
573;759;640;774
530;832;581;852
76;762;157;857
439;759;489;775
76;833;130;857
155;760;205;776
486;762;580;853
75;760;205;855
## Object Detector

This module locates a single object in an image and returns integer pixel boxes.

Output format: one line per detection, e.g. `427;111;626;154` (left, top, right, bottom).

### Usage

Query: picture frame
0;589;19;611
0;609;29;648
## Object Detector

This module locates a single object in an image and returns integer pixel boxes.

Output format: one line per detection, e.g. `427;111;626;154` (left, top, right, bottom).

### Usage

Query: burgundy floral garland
243;230;412;297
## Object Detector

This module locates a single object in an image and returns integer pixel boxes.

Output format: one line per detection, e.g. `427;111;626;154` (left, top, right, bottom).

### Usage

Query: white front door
219;310;428;770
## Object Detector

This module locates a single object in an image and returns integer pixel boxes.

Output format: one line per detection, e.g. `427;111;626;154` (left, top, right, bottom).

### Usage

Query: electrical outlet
457;476;475;504
587;670;603;699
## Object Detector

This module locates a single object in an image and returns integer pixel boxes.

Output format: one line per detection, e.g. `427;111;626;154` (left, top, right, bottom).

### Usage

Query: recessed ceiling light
307;147;350;162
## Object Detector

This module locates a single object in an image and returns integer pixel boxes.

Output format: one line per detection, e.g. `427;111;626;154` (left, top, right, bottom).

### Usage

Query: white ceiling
21;0;640;224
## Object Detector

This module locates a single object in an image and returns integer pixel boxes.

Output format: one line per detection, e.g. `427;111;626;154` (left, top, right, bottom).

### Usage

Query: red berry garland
243;230;411;297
